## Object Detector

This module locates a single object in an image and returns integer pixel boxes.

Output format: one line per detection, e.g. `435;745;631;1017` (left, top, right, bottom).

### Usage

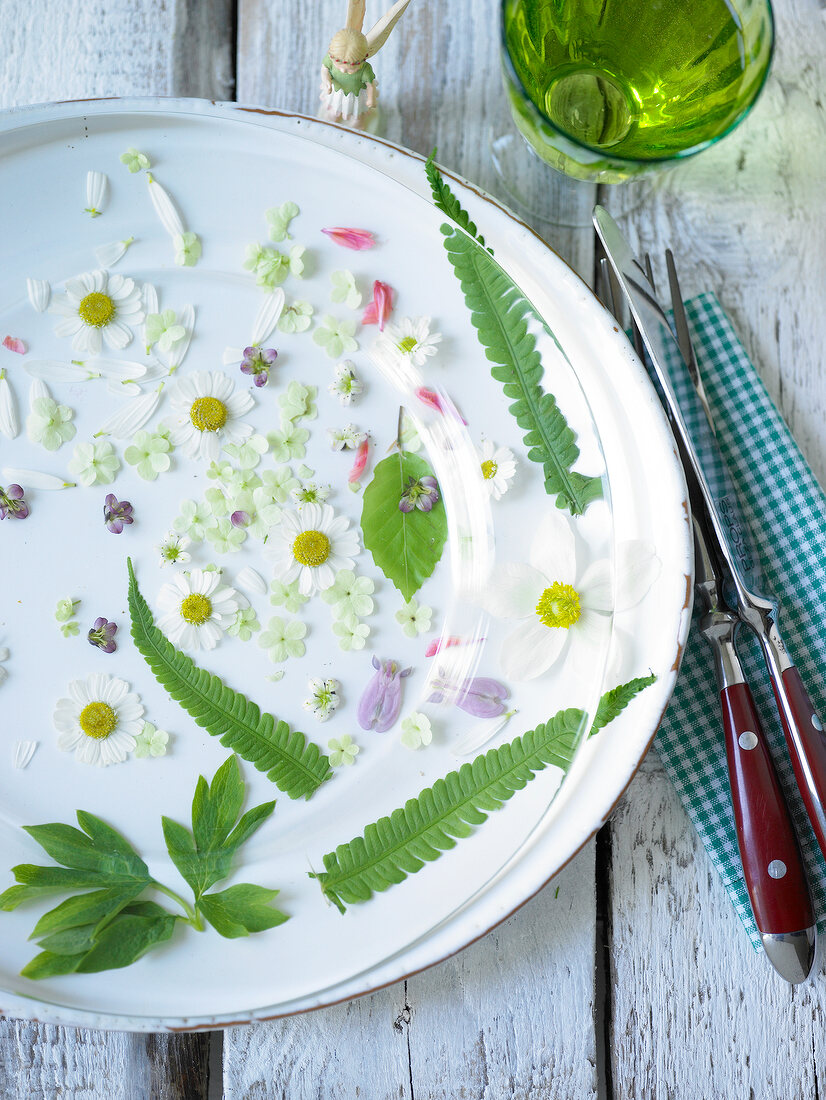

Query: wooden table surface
2;1;825;1097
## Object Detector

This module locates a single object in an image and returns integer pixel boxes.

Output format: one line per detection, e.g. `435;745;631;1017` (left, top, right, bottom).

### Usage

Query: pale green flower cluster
330;270;362;310
328;734;360;767
269;578;309;615
313;315;358;360
120;147;151;173
277;299;313;334
395;598;433;638
266;201;299;242
144;309;186;353
68;441;120;486
244;242;305;290
134;722;169;758
401;712;433;751
278;381;317;423
124;430;172;481
27;397;76;452
322;569;374;652
55;597;80;638
258;615;307;663
227;606;260;642
174;232;201;267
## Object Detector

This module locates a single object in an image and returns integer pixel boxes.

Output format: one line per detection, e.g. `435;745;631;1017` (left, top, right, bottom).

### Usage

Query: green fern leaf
440;224;602;515
589;673;657;736
424;149;486;247
310;708;586;912
127;560;331;800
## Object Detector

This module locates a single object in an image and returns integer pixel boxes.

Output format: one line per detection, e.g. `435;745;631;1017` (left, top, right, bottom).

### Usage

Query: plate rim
0;95;692;1031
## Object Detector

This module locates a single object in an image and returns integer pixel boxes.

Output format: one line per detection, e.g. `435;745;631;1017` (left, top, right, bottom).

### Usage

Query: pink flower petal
3;336;26;355
362;280;393;331
321;227;376;251
348;438;369;484
424;635;467;658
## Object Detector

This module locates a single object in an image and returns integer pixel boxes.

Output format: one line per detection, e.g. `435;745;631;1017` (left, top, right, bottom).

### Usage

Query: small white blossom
303;678;340;722
328;361;363;406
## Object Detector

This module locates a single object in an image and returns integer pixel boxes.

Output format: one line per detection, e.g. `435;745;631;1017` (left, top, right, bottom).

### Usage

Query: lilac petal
373;673;403;733
398;498;414;513
455;676;509;718
416;496;434;512
357;669;386;731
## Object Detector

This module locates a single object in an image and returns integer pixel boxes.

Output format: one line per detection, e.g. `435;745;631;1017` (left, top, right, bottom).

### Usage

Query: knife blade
594;204;826;868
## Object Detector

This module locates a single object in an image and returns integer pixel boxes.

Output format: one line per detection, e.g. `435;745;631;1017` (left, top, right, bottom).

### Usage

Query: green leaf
22;814;151;889
31;886;144;938
589;673;657;736
438;224;602;515
73;907;178;973
310;708;587;913
361;453;448;601
198;884;289;938
424;149;486;247
21;950;87;980
163;755;276;900
127;559;332;800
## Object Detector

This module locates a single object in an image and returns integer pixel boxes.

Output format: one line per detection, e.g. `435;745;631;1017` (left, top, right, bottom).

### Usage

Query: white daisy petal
250;288;285;345
0;371;19;439
165;304;195;369
96;385;163;438
1;466;74;490
95;358;148;382
147;175;185;236
143;283;159;317
223;346;244;366
95;238;135;268
236;566;268;596
26;278;51;312
24;360;99;384
13;741;37;769
102;319;132;350
85;171;108;215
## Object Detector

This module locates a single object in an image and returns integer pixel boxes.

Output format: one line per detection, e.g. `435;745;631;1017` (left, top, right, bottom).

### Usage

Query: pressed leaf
424;150;486;246
311;674;656;911
361;453;448;601
31;886;144;938
73;908;178;973
198;884;288;938
21;950;87;980
128;559;331;799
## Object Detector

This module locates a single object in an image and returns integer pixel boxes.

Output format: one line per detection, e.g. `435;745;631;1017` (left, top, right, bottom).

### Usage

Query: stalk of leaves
424;152;602;516
361;452;448;601
0;756;287;979
310;674;655;912
128;559;331;799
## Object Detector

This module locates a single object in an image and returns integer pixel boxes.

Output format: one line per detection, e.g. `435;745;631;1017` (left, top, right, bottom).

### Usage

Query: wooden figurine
319;0;415;130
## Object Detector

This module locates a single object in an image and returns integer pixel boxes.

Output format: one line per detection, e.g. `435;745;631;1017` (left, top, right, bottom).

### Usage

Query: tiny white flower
49;269;144;354
84;171;108;217
156;568;243;651
157;532;191;568
95;237;135;268
291;481;330;507
401;711;433;751
303;677;340;722
380;316;442;367
328;361;363;406
479;439;516;500
26;278;50;312
265;503;360;596
68;440;120;486
328;424;365;451
53;673;144;767
163;370;254;464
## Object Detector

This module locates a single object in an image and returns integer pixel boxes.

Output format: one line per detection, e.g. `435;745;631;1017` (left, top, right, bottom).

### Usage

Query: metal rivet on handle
812;714;823;732
738;730;758;750
767;860;787;879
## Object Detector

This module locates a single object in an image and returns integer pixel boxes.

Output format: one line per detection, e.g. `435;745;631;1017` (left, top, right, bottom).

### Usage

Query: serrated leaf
424;150;486;247
361;453;448;601
127;560;332;800
198;884;288;938
589;673;657;736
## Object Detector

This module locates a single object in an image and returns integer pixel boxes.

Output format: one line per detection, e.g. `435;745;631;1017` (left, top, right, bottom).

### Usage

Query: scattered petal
1;466;75;490
0;370;20;439
24;360;98;383
147;173;185;236
348;438;369;483
26;278;51;312
236;566;268;596
250;288;286;345
357;656;412;733
322;226;375;250
2;336;26;355
362;280;393;330
96;384;164;438
13;741;37;769
452;709;518;756
84;170;108;217
95;237;136;268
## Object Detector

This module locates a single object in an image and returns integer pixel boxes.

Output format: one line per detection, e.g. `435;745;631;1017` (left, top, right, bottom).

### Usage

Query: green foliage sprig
128;559;331;800
310;675;655;912
0;756;287;979
424;154;602;515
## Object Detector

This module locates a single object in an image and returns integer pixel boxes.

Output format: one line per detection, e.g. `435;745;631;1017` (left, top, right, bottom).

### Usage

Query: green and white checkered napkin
654;292;826;949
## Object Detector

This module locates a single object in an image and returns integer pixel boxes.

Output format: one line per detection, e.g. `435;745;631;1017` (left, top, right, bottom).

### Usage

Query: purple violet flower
428;675;509;718
357;656;413;732
399;475;440;514
0;484;29;520
103;494;134;534
88;617;118;654
240;345;278;388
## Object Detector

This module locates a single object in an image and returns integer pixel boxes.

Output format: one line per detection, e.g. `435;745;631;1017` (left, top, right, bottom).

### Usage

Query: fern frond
589;673;657;736
310;708;586;912
127;560;331;800
424;150;486;246
439;225;602;515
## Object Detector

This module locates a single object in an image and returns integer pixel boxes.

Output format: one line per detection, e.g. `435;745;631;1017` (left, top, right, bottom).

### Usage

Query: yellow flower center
180;593;212;625
293;529;331;567
536;582;581;629
398;336;418;354
78;701;117;740
78;292;116;328
190;396;228;432
481;459;498;480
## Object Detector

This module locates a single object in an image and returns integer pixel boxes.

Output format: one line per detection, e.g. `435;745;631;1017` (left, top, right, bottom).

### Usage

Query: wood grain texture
221;845;598;1100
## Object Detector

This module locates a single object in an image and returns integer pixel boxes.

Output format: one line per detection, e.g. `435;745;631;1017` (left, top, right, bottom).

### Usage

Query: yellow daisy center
481;459;498;480
180;593;212;625
398;335;418;354
78;292;116;328
78;701;117;740
293;529;331;567
190;396;228;432
536;582;581;629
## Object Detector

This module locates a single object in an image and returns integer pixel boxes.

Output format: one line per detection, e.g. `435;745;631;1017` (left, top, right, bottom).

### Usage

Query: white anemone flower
156;568;243;651
163;370;254;463
482;511;660;683
49;269;144;354
379;316;442;367
264;503;360;596
479;439;516;500
53;673;145;767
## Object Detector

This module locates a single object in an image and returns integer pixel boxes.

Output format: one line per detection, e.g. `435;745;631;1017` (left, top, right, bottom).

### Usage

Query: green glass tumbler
501;0;774;184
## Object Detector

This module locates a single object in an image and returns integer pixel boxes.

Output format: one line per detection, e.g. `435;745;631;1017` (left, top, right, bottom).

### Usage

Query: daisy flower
479;440;516;500
49;270;144;354
258;615;307;663
327;734;360;767
164;370;254;464
265;503;360;596
157;532;191;568
482;511;660;682
155;568;243;651
53;673;144;767
379;317;441;367
68;441;120;486
328;361;363;406
304;678;340;722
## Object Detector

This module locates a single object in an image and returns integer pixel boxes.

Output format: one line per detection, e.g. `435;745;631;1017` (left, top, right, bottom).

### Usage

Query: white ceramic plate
0;99;691;1030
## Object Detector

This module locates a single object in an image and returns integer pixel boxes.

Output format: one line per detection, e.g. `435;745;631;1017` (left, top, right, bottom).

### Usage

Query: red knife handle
721;681;814;934
770;664;826;860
